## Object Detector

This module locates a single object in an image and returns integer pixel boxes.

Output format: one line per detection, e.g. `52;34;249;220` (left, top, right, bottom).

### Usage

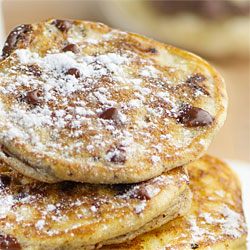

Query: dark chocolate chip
148;47;157;54
2;24;32;59
100;108;119;122
23;89;41;105
52;19;73;32
186;74;206;84
110;153;126;164
107;145;126;164
186;74;210;95
14;191;28;201
177;105;214;127
130;185;152;200
0;174;11;187
1;145;10;158
65;68;80;78
63;44;80;53
191;243;199;249
0;234;21;250
27;65;42;77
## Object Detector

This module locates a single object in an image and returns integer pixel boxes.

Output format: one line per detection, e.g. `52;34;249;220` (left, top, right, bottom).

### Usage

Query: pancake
0;160;191;250
101;0;250;58
100;155;248;250
0;19;227;183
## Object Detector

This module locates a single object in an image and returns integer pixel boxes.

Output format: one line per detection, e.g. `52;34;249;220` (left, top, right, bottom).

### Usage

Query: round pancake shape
0;19;227;183
100;155;248;250
0;160;191;250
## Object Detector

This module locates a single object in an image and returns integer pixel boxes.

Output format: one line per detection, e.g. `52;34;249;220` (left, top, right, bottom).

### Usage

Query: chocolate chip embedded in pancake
2;24;32;59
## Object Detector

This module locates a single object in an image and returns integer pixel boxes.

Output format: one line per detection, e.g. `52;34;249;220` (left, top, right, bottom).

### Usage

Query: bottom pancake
0;160;191;250
100;155;248;250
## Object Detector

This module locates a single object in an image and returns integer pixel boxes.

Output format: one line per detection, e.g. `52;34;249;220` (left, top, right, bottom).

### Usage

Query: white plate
226;160;250;249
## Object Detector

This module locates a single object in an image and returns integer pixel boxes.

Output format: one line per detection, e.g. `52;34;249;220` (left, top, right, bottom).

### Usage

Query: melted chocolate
99;108;119;123
1;145;10;158
65;68;80;78
131;185;152;200
143;47;157;54
186;73;206;84
63;44;80;53
27;65;42;77
177;105;214;127
14;191;28;201
52;19;73;32
186;74;210;96
0;174;11;187
0;234;21;250
2;24;31;59
191;243;199;249
110;152;126;164
107;145;126;164
23;89;41;105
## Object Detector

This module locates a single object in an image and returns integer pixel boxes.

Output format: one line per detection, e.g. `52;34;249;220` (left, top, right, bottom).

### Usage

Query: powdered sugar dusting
0;162;187;238
0;20;215;177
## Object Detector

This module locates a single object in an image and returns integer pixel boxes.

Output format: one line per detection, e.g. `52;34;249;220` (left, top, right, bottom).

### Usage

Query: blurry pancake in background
101;0;249;58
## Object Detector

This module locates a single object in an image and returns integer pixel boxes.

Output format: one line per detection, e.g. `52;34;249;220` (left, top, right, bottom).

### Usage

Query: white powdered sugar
0;23;214;171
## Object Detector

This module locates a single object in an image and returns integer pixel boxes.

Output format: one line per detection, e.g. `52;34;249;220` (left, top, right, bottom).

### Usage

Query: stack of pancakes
0;19;247;250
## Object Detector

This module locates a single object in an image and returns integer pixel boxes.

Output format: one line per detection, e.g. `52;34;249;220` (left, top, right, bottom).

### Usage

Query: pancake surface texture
0;160;191;250
0;19;227;183
100;155;248;250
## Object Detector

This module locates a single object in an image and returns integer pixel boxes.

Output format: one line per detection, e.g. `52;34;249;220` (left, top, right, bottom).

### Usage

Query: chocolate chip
186;74;206;84
0;234;21;250
130;185;152;200
2;24;32;59
191;243;199;249
22;89;41;105
63;44;80;53
0;174;11;187
14;191;28;201
65;68;80;78
107;145;126;164
1;145;10;158
147;47;157;54
110;152;126;164
100;108;119;122
27;65;42;77
177;105;214;127
52;19;73;32
186;74;210;96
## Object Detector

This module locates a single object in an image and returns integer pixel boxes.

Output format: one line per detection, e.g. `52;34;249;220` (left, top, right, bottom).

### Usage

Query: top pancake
0;19;227;183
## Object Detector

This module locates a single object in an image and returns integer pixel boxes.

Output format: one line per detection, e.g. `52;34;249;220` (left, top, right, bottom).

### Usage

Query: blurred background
0;0;249;163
